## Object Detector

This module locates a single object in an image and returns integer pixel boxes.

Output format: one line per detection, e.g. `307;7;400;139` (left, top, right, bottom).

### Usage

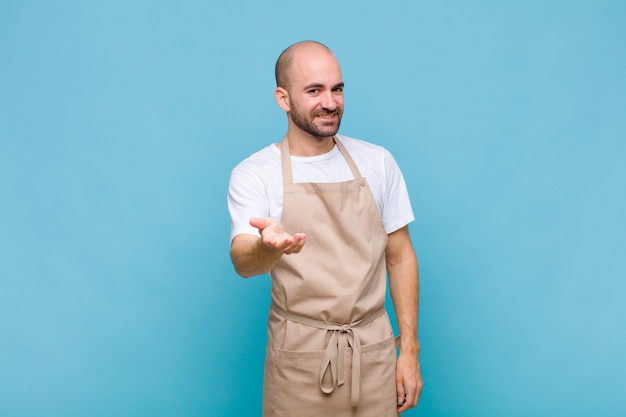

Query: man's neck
283;131;335;157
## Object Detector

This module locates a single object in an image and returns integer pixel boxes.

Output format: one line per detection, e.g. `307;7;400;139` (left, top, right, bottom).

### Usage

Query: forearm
387;237;420;353
386;226;422;411
230;234;282;278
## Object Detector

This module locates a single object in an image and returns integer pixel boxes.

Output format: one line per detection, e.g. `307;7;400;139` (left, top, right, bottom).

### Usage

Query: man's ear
274;87;290;112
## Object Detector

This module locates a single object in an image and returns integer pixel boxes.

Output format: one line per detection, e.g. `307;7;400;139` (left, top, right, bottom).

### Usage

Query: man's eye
308;89;319;94
334;87;344;93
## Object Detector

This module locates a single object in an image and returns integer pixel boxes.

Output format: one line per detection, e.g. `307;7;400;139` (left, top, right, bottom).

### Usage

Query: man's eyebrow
303;82;345;90
303;83;324;90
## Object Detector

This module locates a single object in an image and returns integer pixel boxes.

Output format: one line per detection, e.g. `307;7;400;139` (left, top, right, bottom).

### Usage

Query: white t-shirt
228;134;414;242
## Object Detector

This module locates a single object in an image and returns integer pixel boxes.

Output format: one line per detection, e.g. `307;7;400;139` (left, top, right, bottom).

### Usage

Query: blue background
1;1;625;416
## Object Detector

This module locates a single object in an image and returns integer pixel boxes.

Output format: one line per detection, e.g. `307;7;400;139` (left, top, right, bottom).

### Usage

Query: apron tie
271;302;385;408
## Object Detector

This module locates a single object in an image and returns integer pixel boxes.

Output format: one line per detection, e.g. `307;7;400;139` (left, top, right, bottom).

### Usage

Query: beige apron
262;137;399;417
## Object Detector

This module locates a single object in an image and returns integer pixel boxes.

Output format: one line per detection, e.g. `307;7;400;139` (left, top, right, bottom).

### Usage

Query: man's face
286;50;344;138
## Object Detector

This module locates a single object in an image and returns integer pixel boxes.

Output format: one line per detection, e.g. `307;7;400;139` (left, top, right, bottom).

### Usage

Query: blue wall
1;1;625;416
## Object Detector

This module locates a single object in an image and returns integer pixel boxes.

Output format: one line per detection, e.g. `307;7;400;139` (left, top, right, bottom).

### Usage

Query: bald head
273;41;344;140
275;41;335;89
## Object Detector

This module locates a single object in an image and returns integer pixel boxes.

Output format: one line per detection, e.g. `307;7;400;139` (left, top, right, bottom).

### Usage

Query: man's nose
320;91;338;110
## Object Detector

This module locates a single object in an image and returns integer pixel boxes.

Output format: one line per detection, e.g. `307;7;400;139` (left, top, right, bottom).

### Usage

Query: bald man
228;41;422;416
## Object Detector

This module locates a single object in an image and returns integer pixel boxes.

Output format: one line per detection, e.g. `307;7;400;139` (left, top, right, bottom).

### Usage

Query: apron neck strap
280;136;364;185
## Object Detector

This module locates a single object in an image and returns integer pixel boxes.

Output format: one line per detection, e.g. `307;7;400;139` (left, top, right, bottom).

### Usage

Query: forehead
290;48;343;87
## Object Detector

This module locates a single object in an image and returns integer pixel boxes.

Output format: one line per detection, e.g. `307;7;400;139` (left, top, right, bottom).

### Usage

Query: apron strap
280;136;364;186
270;302;385;408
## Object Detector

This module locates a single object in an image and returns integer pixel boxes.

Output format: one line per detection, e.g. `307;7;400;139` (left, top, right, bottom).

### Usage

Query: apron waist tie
270;302;386;408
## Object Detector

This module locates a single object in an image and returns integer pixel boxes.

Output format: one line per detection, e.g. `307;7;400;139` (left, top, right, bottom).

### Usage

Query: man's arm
230;217;306;278
386;225;423;412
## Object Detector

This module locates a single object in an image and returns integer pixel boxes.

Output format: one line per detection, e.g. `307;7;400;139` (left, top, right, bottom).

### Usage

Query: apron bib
263;137;398;417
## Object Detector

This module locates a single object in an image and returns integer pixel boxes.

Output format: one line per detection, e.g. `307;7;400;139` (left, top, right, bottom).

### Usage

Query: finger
396;378;405;410
405;386;417;408
290;233;306;253
398;380;418;412
269;236;294;252
397;393;411;413
412;366;424;405
287;234;307;253
415;377;424;403
249;217;270;230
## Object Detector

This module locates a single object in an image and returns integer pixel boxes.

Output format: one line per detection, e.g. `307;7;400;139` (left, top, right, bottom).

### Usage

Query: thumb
249;217;270;231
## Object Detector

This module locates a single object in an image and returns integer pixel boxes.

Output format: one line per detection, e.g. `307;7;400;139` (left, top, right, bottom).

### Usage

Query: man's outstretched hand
250;217;306;254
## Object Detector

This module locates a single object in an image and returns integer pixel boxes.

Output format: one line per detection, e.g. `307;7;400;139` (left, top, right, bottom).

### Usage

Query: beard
289;100;342;138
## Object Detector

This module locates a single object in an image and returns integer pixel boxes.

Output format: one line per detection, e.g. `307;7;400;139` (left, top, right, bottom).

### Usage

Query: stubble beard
289;103;342;139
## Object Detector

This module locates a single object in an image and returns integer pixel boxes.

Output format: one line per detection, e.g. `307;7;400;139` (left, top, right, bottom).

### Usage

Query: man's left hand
396;352;423;413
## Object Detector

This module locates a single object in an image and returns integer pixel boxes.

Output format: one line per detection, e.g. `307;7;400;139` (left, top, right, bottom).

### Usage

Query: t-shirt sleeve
382;149;415;234
227;168;269;243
